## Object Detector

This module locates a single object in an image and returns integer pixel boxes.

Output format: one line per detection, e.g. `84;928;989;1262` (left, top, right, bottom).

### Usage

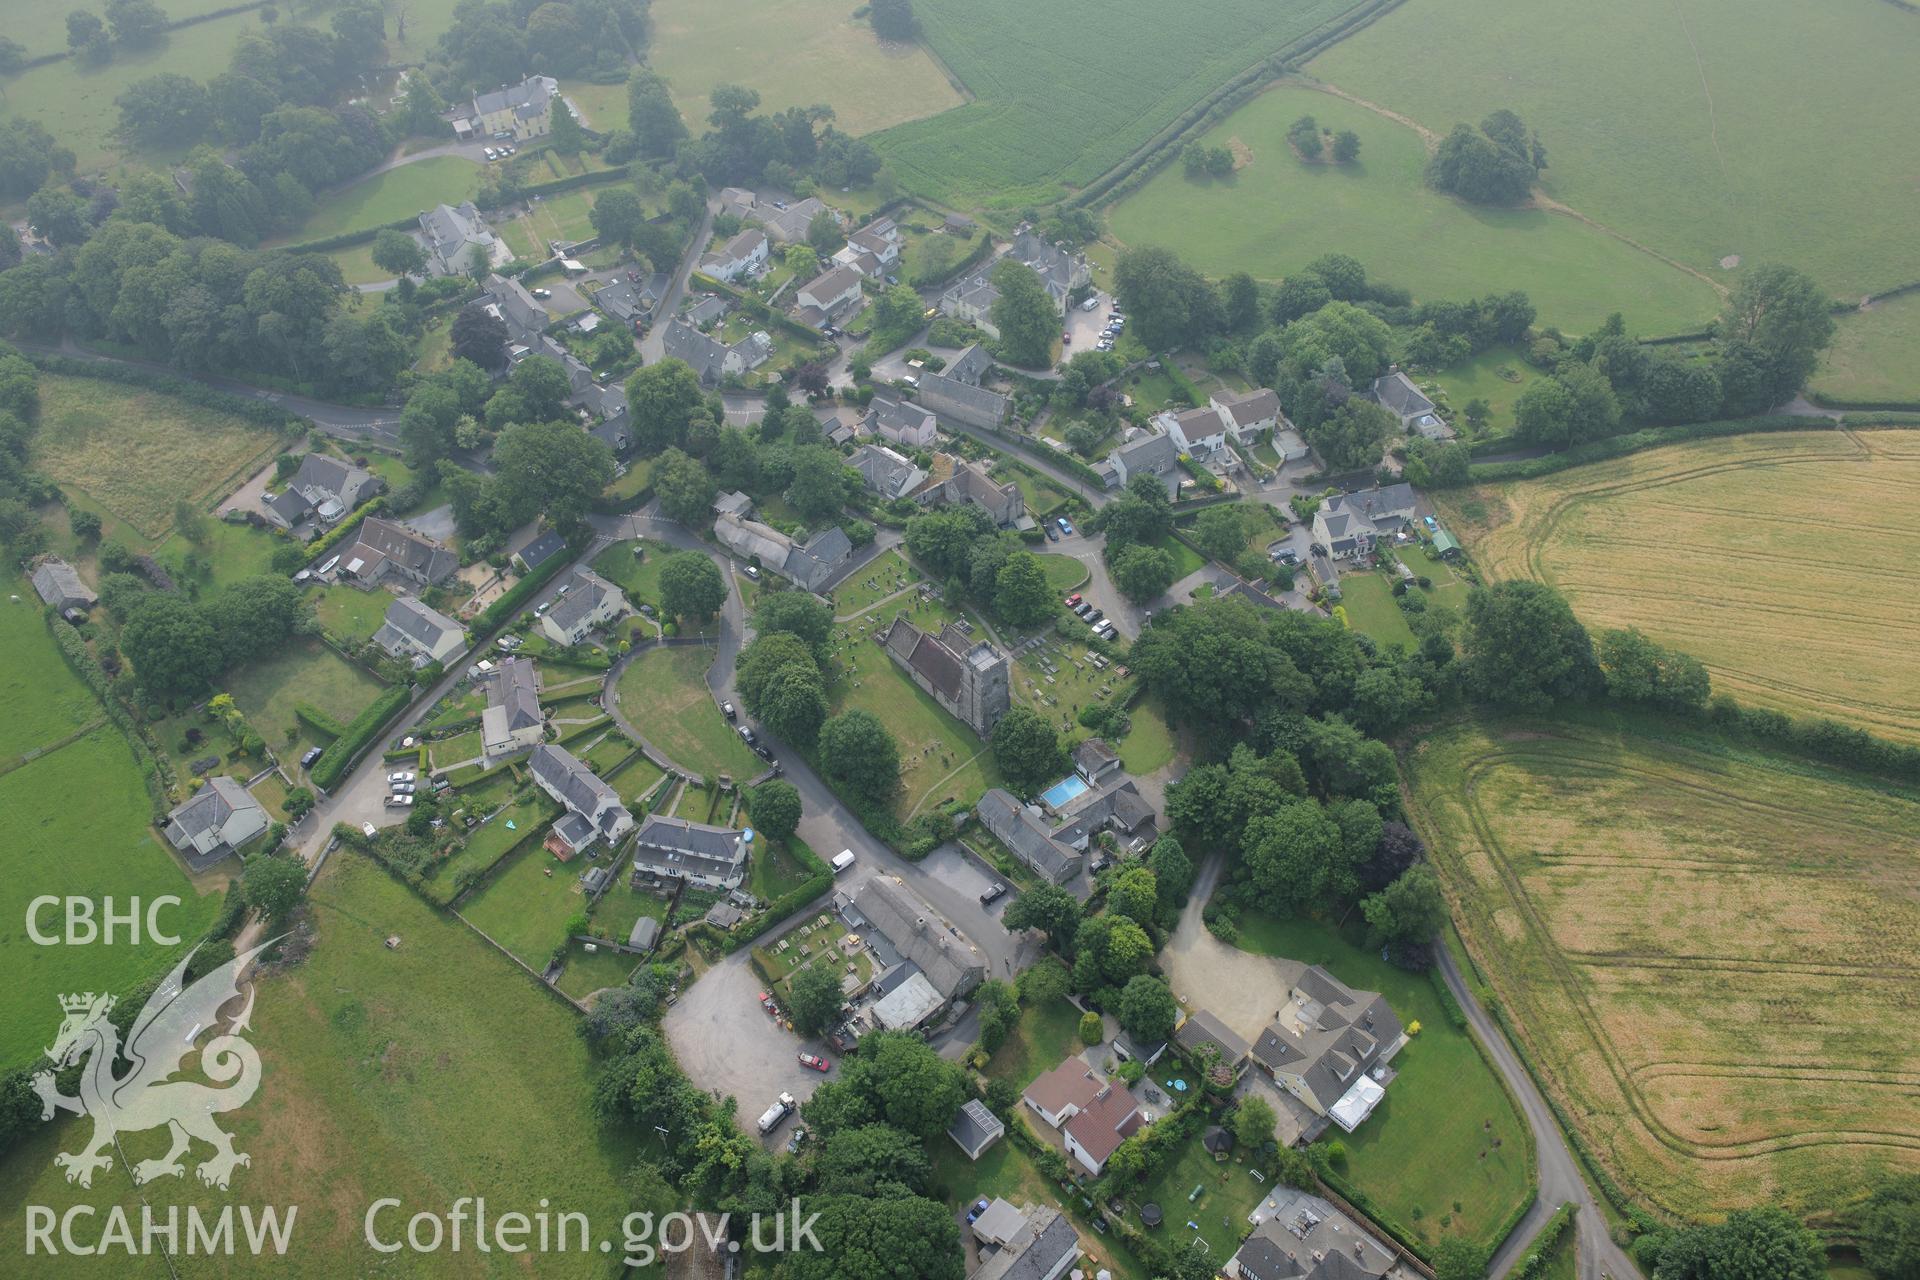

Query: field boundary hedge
1509;1203;1576;1280
21;353;309;433
46;613;173;820
293;702;348;738
1459;414;1819;484
310;685;411;791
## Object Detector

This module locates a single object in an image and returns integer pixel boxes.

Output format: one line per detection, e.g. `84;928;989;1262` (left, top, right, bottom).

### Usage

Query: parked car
1072;602;1093;618
966;1199;991;1225
389;771;414;783
1080;296;1101;312
1062;331;1071;345
301;747;324;768
1043;524;1060;542
362;822;378;838
979;882;1008;906
1066;593;1083;606
743;564;760;580
755;744;774;762
483;147;498;160
384;794;414;808
392;782;416;795
785;1125;807;1154
531;287;552;300
1085;609;1104;625
797;1053;830;1073
827;1031;851;1053
738;724;756;745
722;701;736;719
758;991;778;1014
1057;517;1074;535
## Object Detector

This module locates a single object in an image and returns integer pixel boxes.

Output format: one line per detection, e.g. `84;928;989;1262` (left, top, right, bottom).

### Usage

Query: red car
758;991;779;1015
1066;593;1083;607
798;1053;831;1073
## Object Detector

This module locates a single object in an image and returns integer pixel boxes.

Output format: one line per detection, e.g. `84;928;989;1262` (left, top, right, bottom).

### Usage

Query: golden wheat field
1441;428;1920;740
1408;716;1920;1222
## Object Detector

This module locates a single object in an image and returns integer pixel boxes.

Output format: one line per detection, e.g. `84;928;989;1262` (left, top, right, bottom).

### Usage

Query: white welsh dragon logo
32;941;273;1191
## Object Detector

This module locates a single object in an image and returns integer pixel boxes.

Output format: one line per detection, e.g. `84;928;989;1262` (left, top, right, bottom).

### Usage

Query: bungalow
539;568;625;645
969;1202;1080;1280
1157;405;1229;461
336;517;458;590
164;777;269;861
917;456;1024;527
865;394;939;449
1101;427;1180;497
481;657;544;762
757;196;834;244
510;528;567;575
1174;1009;1252;1081
530;744;633;857
713;511;852;591
1208;387;1283;442
1369;369;1450;439
417;202;497;276
264;453;381;531
29;556;97;613
1311;484;1418;560
699;227;770;283
850;443;928;501
1021;1060;1144;1175
948;1099;1005;1161
630;814;750;890
1250;966;1405;1132
372;596;466;667
793;264;865;323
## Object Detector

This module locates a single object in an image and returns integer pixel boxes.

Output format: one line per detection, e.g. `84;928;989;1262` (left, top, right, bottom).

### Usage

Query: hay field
1107;84;1721;334
1308;0;1920;302
31;374;279;543
1442;429;1920;741
1407;716;1920;1221
648;0;963;138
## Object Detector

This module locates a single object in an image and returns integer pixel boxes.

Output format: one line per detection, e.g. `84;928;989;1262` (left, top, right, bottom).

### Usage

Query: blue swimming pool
1038;774;1089;809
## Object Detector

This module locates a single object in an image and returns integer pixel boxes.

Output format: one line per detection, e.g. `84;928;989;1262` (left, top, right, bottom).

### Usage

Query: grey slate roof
853;878;985;999
167;776;258;842
530;744;631;841
917;368;1013;427
341;517;458;585
976;789;1081;885
1251;965;1402;1112
627;916;661;951
373;595;464;660
948;1098;1005;1159
1113;428;1178;476
1217;386;1282;427
1370;370;1436;420
684;295;730;329
30;557;96;610
485;273;549;338
945;343;992;385
1072;738;1119;779
786;525;851;591
972;1205;1081;1280
849;444;926;500
486;656;542;730
276;453;380;525
544;568;620;635
865;393;936;441
631;814;747;882
1174;1009;1252;1066
472;76;550;119
514;529;566;571
661;319;730;385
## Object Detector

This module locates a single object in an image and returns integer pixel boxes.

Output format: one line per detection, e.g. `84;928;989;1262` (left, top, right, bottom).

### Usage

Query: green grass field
325;240;393;286
1036;553;1089;594
1115;699;1176;774
0;850;658;1278
1811;292;1920;407
1337;572;1418;649
1234;911;1532;1251
611;644;762;780
460;841;598;970
557;940;641;999
0;725;227;1072
1307;0;1920;301
872;0;1367;208
31;374;279;544
311;582;393;643
223;637;389;763
1426;346;1542;437
589;538;675;609
281;156;482;244
0;582;100;764
0;9;264;172
1151;532;1207;581
647;0;964;138
1108;84;1722;334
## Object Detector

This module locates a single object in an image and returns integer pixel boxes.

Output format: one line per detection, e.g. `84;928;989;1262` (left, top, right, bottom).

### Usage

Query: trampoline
1038;774;1090;809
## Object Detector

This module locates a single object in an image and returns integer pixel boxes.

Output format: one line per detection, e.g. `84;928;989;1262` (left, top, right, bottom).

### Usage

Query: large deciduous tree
989;706;1063;796
989;259;1057;368
818;709;899;808
657;551;726;623
1463;581;1597;709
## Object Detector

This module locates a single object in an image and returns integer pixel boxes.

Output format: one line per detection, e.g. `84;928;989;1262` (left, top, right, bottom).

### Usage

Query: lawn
0;577;100;764
414;308;457;372
1233;910;1531;1252
311;582;394;643
648;0;963;138
0;850;655;1278
1335;572;1419;649
507;188;601;255
1107;84;1721;335
30;374;280;543
326;240;393;287
1425;346;1543;439
984;996;1083;1090
428;728;484;770
1150;532;1207;581
604;749;667;806
0;725;226;1072
1309;0;1920;302
991;462;1077;519
557;940;642;999
1037;553;1090;594
588;882;671;950
459;840;601;970
223;637;389;763
152;516;282;593
824;593;1004;818
1811;291;1920;407
746;836;816;902
590;537;677;608
1443;428;1920;740
281;156;483;244
870;0;1368;209
829;547;923;618
1134;1135;1267;1261
1406;713;1920;1221
1114;698;1176;774
0;8;263;172
430;790;560;906
611;644;763;780
1395;542;1471;609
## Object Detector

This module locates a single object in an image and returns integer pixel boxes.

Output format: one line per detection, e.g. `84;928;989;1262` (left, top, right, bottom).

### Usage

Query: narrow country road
1435;943;1643;1280
638;200;716;365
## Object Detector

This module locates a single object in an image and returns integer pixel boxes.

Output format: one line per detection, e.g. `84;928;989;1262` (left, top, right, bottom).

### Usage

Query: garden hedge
471;537;578;633
1510;1203;1576;1280
310;685;412;791
294;702;348;738
46;614;172;820
299;497;388;567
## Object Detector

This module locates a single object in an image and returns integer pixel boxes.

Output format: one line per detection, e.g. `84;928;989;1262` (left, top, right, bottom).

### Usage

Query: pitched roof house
418;202;497;276
631;815;750;889
1369;369;1447;438
165;776;269;860
1008;231;1091;313
484;272;550;340
265;453;381;531
539;568;625;645
1250;966;1405;1131
1157;405;1229;460
1072;738;1122;786
757;196;833;244
337;517;457;589
865;394;939;448
530;744;633;857
852;877;986;1000
938;273;1001;339
1227;1188;1402;1280
917;456;1024;527
850;443;928;501
1174;1009;1253;1079
373;596;466;666
970;1202;1081;1280
699;227;770;282
976;774;1156;893
1021;1060;1144;1175
880;617;1011;738
469;76;555;141
511;528;567;574
1102;426;1180;496
481;657;544;762
29;557;97;612
660;319;772;386
1311;485;1418;560
713;512;851;591
917;369;1013;431
1210;387;1284;441
793;264;865;322
948;1098;1006;1161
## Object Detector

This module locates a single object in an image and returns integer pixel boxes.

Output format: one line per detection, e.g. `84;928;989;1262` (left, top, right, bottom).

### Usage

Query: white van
831;850;856;875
